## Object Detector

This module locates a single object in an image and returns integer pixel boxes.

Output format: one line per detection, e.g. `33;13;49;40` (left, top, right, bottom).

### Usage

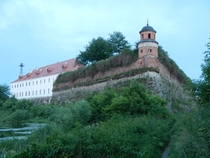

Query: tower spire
147;18;149;26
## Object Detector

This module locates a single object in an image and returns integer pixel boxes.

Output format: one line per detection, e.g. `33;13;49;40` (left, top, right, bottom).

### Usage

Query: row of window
12;78;54;89
15;89;51;98
141;33;155;39
140;49;153;53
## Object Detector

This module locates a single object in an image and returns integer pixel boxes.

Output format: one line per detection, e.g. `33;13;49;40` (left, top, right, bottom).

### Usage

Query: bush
88;80;169;121
7;110;29;125
50;100;91;132
169;103;210;158
14;115;172;158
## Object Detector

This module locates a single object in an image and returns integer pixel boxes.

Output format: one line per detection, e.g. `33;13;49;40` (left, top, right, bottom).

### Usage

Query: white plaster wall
138;42;158;48
10;74;58;99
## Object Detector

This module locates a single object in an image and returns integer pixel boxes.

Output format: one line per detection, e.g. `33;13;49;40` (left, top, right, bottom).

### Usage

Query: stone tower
137;22;159;68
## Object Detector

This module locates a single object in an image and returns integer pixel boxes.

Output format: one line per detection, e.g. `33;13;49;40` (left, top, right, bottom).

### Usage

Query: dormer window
47;68;53;73
62;63;68;70
35;71;40;75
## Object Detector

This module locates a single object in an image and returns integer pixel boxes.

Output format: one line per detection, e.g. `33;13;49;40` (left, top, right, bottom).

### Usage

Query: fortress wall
51;56;185;105
51;70;185;106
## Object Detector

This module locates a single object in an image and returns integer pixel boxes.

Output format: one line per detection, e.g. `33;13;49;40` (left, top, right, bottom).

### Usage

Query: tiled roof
11;58;83;83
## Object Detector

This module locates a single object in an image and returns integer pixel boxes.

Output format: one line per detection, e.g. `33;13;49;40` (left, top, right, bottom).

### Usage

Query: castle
11;23;180;103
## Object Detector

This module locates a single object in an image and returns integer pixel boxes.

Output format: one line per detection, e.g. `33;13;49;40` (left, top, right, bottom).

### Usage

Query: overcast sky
0;0;209;86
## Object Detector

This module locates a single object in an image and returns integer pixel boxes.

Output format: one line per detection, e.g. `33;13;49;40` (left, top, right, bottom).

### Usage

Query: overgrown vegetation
54;51;137;88
168;40;210;157
0;81;173;157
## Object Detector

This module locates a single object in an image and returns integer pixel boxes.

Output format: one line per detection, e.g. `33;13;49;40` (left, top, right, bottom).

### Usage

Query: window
32;91;34;96
36;90;37;95
25;92;27;96
40;90;41;95
48;78;50;82
148;33;151;39
44;79;45;83
150;49;152;52
33;81;34;85
19;92;21;97
20;84;21;87
141;34;144;39
141;49;143;53
40;80;42;84
43;89;45;95
22;83;24;87
36;81;38;85
17;93;18;97
22;92;23;96
48;89;50;94
26;82;27;86
29;82;30;86
28;91;30;96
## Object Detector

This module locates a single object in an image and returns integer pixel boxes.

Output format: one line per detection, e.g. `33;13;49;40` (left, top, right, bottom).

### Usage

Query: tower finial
147;18;149;26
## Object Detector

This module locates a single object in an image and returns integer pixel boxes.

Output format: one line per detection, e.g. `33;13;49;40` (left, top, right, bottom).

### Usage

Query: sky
0;0;209;86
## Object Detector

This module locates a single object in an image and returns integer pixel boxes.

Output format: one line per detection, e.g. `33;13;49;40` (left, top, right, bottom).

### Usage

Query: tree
196;40;210;103
0;84;9;102
76;37;112;66
108;31;131;54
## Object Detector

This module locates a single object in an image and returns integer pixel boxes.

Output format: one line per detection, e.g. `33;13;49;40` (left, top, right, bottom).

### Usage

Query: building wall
10;74;58;100
138;42;158;58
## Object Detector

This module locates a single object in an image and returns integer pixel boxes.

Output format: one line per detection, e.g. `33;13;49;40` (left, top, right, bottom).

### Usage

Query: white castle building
10;58;83;102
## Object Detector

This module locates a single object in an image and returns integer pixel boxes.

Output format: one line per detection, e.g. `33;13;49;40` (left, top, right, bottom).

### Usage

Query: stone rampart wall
51;57;185;105
51;71;186;106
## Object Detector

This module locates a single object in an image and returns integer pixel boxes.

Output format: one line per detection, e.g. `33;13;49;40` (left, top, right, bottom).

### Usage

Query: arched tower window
141;34;144;39
148;33;151;39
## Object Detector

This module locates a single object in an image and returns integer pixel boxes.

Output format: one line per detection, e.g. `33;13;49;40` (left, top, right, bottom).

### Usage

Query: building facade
10;58;83;102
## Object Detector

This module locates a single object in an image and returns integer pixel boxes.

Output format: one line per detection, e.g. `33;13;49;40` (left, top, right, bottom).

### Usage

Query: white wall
10;74;58;99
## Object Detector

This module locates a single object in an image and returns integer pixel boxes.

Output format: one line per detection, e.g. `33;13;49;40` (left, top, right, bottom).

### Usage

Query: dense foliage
0;84;10;107
0;81;173;158
168;40;210;157
76;32;131;66
195;40;210;103
76;37;112;66
108;31;131;54
87;80;169;123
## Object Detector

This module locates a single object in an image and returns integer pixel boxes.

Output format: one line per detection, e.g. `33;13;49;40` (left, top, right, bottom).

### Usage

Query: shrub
88;80;169;121
14;115;172;158
7;110;29;125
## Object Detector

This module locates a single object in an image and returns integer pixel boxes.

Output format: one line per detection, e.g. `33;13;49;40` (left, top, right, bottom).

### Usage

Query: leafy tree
196;40;210;103
0;84;10;108
108;31;131;54
76;37;112;65
0;84;9;101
